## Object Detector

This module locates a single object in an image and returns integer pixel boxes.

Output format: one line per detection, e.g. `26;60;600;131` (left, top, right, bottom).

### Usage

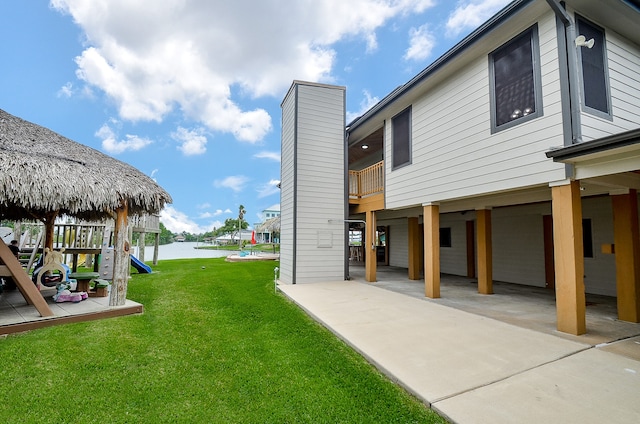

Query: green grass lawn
0;258;444;423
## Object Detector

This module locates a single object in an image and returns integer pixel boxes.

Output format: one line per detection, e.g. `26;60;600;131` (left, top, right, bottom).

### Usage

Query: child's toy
53;282;88;303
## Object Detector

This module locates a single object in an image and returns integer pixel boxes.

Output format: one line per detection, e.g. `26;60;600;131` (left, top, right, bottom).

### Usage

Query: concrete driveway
278;278;640;423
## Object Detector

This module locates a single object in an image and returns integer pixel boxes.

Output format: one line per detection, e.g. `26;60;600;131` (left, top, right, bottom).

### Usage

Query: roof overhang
546;128;640;180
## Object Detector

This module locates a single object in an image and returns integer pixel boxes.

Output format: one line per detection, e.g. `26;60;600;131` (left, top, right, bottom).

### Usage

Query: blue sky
0;0;510;234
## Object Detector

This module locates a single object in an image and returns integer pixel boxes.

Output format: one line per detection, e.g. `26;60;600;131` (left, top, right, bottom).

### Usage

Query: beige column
423;204;440;298
612;189;640;322
408;217;421;280
365;209;377;282
476;208;493;295
551;180;586;335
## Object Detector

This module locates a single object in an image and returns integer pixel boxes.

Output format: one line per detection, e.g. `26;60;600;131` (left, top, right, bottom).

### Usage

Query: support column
551;180;586;335
365;210;377;282
612;189;640;322
138;231;146;262
110;201;130;306
153;233;160;265
408;217;421;280
423;204;440;298
476;209;493;295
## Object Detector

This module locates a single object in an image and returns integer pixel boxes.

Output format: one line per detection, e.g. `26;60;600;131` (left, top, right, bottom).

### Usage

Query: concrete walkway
278;280;640;424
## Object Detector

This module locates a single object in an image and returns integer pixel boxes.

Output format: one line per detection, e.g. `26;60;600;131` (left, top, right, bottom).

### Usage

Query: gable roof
347;0;533;134
347;0;640;140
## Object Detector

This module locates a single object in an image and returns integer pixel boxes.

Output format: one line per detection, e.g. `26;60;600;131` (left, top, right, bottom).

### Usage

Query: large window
392;106;411;169
576;15;611;118
489;25;543;132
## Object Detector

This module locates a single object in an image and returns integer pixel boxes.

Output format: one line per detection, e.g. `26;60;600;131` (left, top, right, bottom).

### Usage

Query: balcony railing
349;161;384;199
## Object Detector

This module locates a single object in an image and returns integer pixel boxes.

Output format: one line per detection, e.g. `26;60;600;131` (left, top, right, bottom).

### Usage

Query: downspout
546;0;582;146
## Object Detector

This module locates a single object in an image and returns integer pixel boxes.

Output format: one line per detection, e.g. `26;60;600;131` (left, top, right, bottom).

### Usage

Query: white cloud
214;175;249;192
160;205;209;234
57;82;74;98
213;209;232;216
404;24;435;61
95;123;153;154
254;151;281;162
446;0;511;37
172;126;208;156
257;179;281;199
347;90;380;123
51;0;437;143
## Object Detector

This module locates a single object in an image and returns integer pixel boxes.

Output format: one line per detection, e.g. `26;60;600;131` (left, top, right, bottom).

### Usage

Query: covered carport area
547;128;640;332
349;264;640;347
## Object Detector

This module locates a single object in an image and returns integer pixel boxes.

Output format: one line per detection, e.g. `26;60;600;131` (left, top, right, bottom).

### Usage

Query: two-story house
279;0;640;335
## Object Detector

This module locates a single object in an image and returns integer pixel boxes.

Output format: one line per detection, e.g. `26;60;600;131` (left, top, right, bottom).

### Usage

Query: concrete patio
278;265;640;423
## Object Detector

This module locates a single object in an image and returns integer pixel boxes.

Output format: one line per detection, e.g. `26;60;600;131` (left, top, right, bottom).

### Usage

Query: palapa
0;108;171;221
0;108;172;311
256;216;280;234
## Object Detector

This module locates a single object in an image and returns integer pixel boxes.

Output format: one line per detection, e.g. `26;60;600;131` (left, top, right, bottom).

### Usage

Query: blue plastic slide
130;255;152;273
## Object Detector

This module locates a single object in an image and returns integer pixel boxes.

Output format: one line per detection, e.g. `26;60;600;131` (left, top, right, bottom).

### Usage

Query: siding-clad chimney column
551;180;586;335
408;217;421;280
423;203;440;298
365;210;377;282
476;208;493;295
611;189;640;323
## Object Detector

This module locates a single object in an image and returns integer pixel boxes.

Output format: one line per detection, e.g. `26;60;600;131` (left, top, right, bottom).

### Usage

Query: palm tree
238;205;246;246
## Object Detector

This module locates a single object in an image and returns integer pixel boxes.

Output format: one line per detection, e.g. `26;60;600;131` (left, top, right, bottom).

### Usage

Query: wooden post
153;233;160;265
408;217;421;280
43;211;58;251
477;209;493;295
365;210;376;282
551;180;586;335
611;189;640;322
138;231;146;262
110;201;130;306
423;204;440;298
0;239;54;317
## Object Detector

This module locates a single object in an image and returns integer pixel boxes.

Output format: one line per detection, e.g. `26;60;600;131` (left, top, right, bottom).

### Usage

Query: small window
440;227;452;248
576;15;611;118
489;25;543;132
583;218;593;258
392;106;411;169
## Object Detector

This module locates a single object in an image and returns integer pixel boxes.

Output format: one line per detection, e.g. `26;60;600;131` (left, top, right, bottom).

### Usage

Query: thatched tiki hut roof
256;216;280;234
0;108;172;310
0;108;171;221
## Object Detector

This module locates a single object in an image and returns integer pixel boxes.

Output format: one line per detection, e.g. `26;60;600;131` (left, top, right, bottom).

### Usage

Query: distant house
279;0;640;336
174;235;186;242
214;230;254;246
254;204;280;243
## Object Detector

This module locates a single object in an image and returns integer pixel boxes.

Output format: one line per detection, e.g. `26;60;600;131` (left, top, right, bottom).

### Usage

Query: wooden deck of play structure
0;215;160;335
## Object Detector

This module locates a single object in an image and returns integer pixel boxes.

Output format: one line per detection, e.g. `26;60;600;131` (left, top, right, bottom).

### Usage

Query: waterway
135;242;235;261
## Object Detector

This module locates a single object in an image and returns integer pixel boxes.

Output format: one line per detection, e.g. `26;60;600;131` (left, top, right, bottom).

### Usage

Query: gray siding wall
572;9;640;140
582;196;616;297
385;219;408;268
384;11;566;210
440;213;474;276
292;83;346;283
492;204;548;287
279;86;297;285
437;199;617;296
